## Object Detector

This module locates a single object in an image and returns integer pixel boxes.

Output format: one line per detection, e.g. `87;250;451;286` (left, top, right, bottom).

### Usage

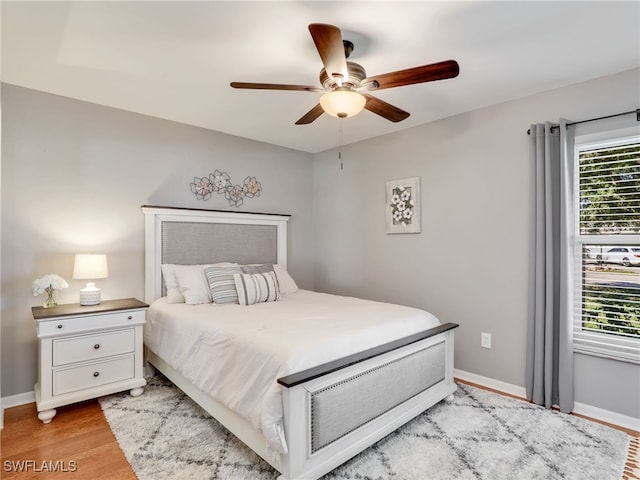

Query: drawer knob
127;315;133;320
94;344;101;350
57;324;63;329
93;372;100;377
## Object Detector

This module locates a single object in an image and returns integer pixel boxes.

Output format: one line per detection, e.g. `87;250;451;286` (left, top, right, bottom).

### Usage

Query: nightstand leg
130;387;144;397
38;409;57;424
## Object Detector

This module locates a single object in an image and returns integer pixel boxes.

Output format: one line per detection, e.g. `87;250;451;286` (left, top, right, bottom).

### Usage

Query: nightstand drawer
52;329;135;366
53;355;134;396
38;310;145;337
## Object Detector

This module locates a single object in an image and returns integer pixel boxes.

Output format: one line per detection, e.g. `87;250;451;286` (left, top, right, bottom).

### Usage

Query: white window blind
573;137;640;363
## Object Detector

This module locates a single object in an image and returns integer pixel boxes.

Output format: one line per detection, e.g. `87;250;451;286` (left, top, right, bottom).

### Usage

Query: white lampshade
73;254;108;305
320;90;366;118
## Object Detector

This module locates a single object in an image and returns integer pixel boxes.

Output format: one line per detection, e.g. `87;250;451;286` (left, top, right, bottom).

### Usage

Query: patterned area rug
99;375;631;480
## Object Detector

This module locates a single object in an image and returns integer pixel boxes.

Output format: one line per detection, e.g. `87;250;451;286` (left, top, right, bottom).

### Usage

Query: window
573;136;640;363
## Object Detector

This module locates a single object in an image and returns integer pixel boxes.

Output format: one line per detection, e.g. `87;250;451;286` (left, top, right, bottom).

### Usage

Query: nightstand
32;298;148;423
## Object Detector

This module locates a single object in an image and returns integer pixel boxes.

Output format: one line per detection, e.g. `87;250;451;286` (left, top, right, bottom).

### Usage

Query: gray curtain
526;120;575;413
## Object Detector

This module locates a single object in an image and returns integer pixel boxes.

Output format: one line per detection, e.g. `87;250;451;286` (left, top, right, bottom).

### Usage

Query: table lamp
72;254;109;305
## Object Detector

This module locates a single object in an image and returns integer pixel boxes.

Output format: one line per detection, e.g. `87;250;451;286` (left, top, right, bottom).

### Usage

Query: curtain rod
526;108;640;135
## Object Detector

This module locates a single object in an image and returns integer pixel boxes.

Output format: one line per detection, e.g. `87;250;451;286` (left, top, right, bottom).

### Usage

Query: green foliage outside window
583;285;640;338
579;143;640;235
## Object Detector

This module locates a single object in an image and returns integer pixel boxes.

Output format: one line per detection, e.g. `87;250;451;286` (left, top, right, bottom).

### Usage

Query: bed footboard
277;322;458;480
310;340;444;453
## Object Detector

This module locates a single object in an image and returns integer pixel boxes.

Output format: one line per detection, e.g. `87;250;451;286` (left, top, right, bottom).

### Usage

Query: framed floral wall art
386;177;421;234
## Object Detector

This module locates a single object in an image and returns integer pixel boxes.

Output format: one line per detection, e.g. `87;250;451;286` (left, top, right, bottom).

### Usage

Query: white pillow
161;264;185;304
169;263;237;305
233;271;281;306
273;264;298;294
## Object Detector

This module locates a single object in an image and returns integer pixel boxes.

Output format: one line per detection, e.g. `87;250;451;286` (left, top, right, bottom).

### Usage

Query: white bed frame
142;205;458;480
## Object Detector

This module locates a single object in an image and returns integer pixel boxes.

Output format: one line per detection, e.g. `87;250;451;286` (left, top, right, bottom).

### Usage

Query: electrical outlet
481;332;492;349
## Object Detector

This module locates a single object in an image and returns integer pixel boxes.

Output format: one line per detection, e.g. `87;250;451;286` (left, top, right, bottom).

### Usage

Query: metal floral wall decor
386;177;421;234
190;170;262;208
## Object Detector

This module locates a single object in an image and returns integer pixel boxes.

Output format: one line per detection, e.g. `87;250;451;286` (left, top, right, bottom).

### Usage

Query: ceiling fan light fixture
320;90;366;118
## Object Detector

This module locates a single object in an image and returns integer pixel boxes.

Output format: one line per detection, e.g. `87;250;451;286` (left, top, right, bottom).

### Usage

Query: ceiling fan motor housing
320;61;367;89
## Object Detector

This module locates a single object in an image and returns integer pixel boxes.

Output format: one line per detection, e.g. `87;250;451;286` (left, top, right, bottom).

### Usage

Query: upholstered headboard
142;205;290;303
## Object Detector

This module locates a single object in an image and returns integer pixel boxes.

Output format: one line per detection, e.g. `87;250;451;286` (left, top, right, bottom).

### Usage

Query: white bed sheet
144;289;441;455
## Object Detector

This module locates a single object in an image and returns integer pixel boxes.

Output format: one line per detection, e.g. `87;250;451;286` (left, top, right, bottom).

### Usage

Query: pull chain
339;116;344;170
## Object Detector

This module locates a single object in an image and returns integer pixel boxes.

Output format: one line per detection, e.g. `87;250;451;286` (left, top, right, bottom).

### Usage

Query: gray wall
1;84;314;397
313;68;640;418
2;70;639;420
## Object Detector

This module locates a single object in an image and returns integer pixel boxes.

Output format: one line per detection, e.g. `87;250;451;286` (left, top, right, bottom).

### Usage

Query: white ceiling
2;1;639;153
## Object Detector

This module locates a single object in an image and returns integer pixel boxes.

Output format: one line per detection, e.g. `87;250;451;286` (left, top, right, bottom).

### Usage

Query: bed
142;205;458;480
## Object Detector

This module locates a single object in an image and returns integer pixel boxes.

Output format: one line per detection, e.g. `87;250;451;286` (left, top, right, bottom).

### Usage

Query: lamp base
80;282;101;306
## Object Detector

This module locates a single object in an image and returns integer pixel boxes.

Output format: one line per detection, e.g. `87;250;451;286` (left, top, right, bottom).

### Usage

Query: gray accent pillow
240;264;274;274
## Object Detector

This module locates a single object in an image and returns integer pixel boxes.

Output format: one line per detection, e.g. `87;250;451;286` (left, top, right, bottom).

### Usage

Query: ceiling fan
230;23;459;125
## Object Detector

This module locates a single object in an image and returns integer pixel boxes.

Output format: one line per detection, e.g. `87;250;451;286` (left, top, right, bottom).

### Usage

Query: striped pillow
233;271;281;306
204;266;242;304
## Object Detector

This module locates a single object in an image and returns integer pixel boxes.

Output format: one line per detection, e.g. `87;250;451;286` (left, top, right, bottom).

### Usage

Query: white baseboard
454;369;527;399
454;369;639;433
573;401;640;432
2;390;35;409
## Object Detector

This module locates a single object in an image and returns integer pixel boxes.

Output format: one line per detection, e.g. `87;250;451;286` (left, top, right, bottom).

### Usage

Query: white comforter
144;290;440;455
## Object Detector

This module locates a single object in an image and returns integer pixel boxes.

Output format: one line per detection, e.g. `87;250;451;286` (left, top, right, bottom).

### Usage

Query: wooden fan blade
363;94;410;122
230;82;323;92
295;103;325;125
308;24;348;84
364;60;459;91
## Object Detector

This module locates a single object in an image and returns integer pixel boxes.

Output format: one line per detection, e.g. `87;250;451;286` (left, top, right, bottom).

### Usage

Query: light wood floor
1;400;135;480
1;384;637;480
